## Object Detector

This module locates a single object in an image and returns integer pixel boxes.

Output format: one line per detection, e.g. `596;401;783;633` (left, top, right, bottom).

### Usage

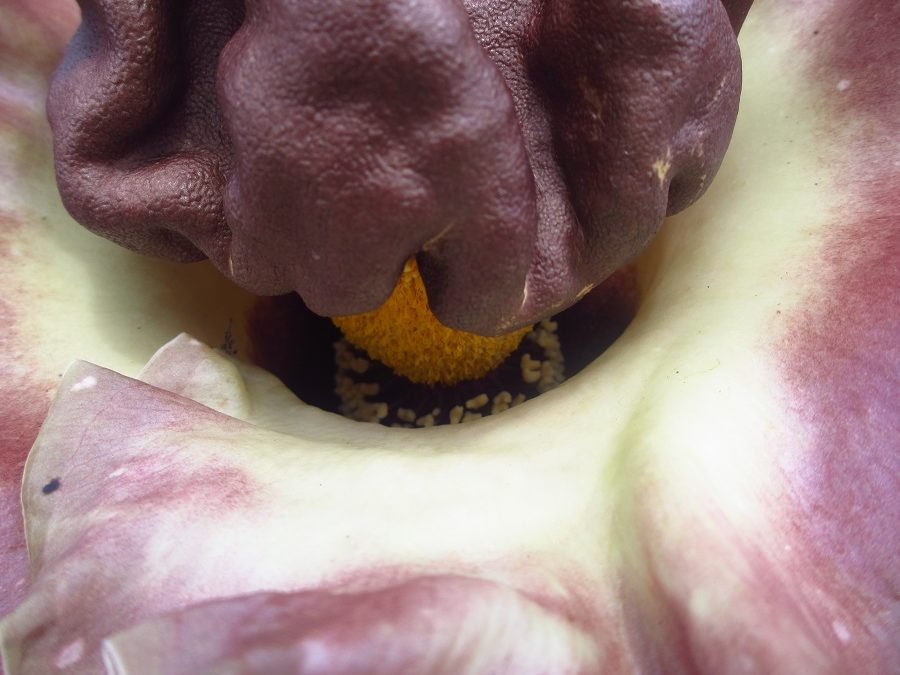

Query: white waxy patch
575;284;595;301
492;391;513;415
651;148;673;186
70;375;97;392
448;406;464;425
108;467;126;478
521;354;542;384
421;222;454;252
335;358;389;423
54;639;85;668
520;280;530;309
531;322;565;393
334;319;563;425
465;393;489;411
710;76;728;105
6;362;30;378
396;408;417;423
415;413;435;428
688;588;716;623
832;620;851;643
352;399;386;423
836;79;851;91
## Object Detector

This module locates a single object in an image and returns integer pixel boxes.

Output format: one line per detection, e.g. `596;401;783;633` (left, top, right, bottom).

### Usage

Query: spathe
0;0;897;673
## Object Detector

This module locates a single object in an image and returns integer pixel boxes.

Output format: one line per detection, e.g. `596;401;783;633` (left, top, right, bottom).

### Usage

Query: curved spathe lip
98;577;603;675
2;348;614;673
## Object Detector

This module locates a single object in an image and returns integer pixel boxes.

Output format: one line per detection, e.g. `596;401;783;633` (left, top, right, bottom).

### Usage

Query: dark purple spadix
48;0;745;335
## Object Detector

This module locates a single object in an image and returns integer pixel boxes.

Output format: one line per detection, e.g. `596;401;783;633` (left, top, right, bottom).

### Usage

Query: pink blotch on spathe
1;362;263;675
0;0;80;619
770;0;900;668
0;239;57;618
101;576;601;674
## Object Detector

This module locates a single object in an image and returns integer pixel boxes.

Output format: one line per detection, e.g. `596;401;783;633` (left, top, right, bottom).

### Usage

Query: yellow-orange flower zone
333;259;532;386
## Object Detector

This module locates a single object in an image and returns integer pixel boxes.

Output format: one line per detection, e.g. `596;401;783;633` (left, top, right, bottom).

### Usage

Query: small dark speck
813;30;819;35
221;319;237;355
42;478;61;495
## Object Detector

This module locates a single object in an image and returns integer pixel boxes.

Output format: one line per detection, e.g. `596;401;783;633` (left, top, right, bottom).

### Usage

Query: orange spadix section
333;259;531;385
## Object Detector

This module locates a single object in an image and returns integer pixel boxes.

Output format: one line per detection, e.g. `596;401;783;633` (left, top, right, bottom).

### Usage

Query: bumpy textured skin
48;0;744;335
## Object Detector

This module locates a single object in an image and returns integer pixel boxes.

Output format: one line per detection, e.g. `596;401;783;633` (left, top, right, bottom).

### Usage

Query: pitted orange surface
333;259;531;385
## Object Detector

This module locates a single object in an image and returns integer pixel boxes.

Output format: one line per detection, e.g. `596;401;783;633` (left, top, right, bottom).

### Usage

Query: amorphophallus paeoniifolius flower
0;0;897;673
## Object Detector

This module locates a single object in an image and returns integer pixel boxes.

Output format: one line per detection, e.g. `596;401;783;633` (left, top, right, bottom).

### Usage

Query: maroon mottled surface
720;0;755;32
775;0;900;669
48;0;742;335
